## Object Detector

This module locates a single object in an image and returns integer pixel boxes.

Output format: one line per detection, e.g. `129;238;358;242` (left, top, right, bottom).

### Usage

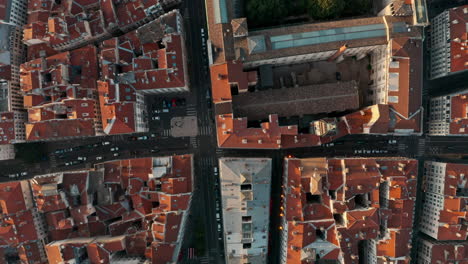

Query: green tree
307;0;346;19
246;0;287;27
345;0;372;16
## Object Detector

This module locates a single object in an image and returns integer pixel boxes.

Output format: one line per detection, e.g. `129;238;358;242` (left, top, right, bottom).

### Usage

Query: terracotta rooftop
422;162;468;241
11;155;194;263
419;239;468;263
20;46;100;141
98;11;188;135
387;37;423;133
448;5;468;74
282;157;417;263
449;92;468;135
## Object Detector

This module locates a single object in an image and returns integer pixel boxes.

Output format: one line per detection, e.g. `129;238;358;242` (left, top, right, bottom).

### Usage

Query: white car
111;147;119;151
77;157;87;161
113;153;119;157
102;141;110;145
20;172;28;176
152;116;160;120
96;156;103;160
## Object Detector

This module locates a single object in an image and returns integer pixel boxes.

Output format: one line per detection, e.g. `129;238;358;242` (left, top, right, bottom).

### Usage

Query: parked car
176;98;186;106
113;153;119;157
110;147;119;151
171;98;177;107
335;72;342;81
137;136;148;140
96;156;103;160
102;141;110;145
152;116;160;120
77;157;87;161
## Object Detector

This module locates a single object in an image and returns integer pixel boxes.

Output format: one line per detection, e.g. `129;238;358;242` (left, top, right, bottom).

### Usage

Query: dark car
176;98;186;106
335;72;342;81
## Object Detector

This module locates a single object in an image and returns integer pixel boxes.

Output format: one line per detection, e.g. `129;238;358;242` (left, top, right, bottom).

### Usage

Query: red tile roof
387;37;423;133
20;46;100;141
449;93;468;135
0;181;31;215
0;112;17;144
423;162;468;240
282;157;417;263
449;5;468;74
420;240;468;263
98;22;188;135
27;155;193;263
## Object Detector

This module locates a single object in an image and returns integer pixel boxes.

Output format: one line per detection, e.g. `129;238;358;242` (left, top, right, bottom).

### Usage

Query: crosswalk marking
199;257;209;264
161;129;171;137
186;106;197;116
190;137;198;148
49;154;57;167
417;138;426;157
198;126;212;136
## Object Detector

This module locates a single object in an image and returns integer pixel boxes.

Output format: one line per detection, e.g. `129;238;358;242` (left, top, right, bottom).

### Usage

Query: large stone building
219;157;272;264
205;0;426;149
429;5;468;79
0;0;29;159
428;89;468;136
420;161;468;241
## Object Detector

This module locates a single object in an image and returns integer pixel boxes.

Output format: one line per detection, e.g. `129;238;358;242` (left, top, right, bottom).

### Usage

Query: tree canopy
307;0;346;19
245;0;371;28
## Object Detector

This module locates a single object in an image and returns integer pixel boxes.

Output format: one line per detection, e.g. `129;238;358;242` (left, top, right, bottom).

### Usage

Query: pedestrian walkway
417;138;426;157
161;129;171;137
49;154;57;168
198;125;212;136
190;137;198;148
186;106;197;116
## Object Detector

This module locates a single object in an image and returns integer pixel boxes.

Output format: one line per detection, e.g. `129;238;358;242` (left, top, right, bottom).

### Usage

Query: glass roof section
213;0;228;24
270;23;387;50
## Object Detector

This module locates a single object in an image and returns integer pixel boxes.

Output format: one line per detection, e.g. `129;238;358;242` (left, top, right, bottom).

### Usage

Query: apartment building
420;161;468;241
430;5;468;79
428;90;468;136
219;157;272;264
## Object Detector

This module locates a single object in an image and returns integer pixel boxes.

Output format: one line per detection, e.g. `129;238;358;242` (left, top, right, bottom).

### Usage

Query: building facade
420;161;468;240
428;90;468;136
429;5;468;79
219;157;272;264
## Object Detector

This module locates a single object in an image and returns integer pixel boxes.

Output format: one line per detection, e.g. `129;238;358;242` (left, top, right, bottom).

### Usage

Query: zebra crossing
49;154;57;168
161;129;171;137
417;138;426;157
186;106;197;116
190;137;198;148
200;156;215;167
198;125;212;136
